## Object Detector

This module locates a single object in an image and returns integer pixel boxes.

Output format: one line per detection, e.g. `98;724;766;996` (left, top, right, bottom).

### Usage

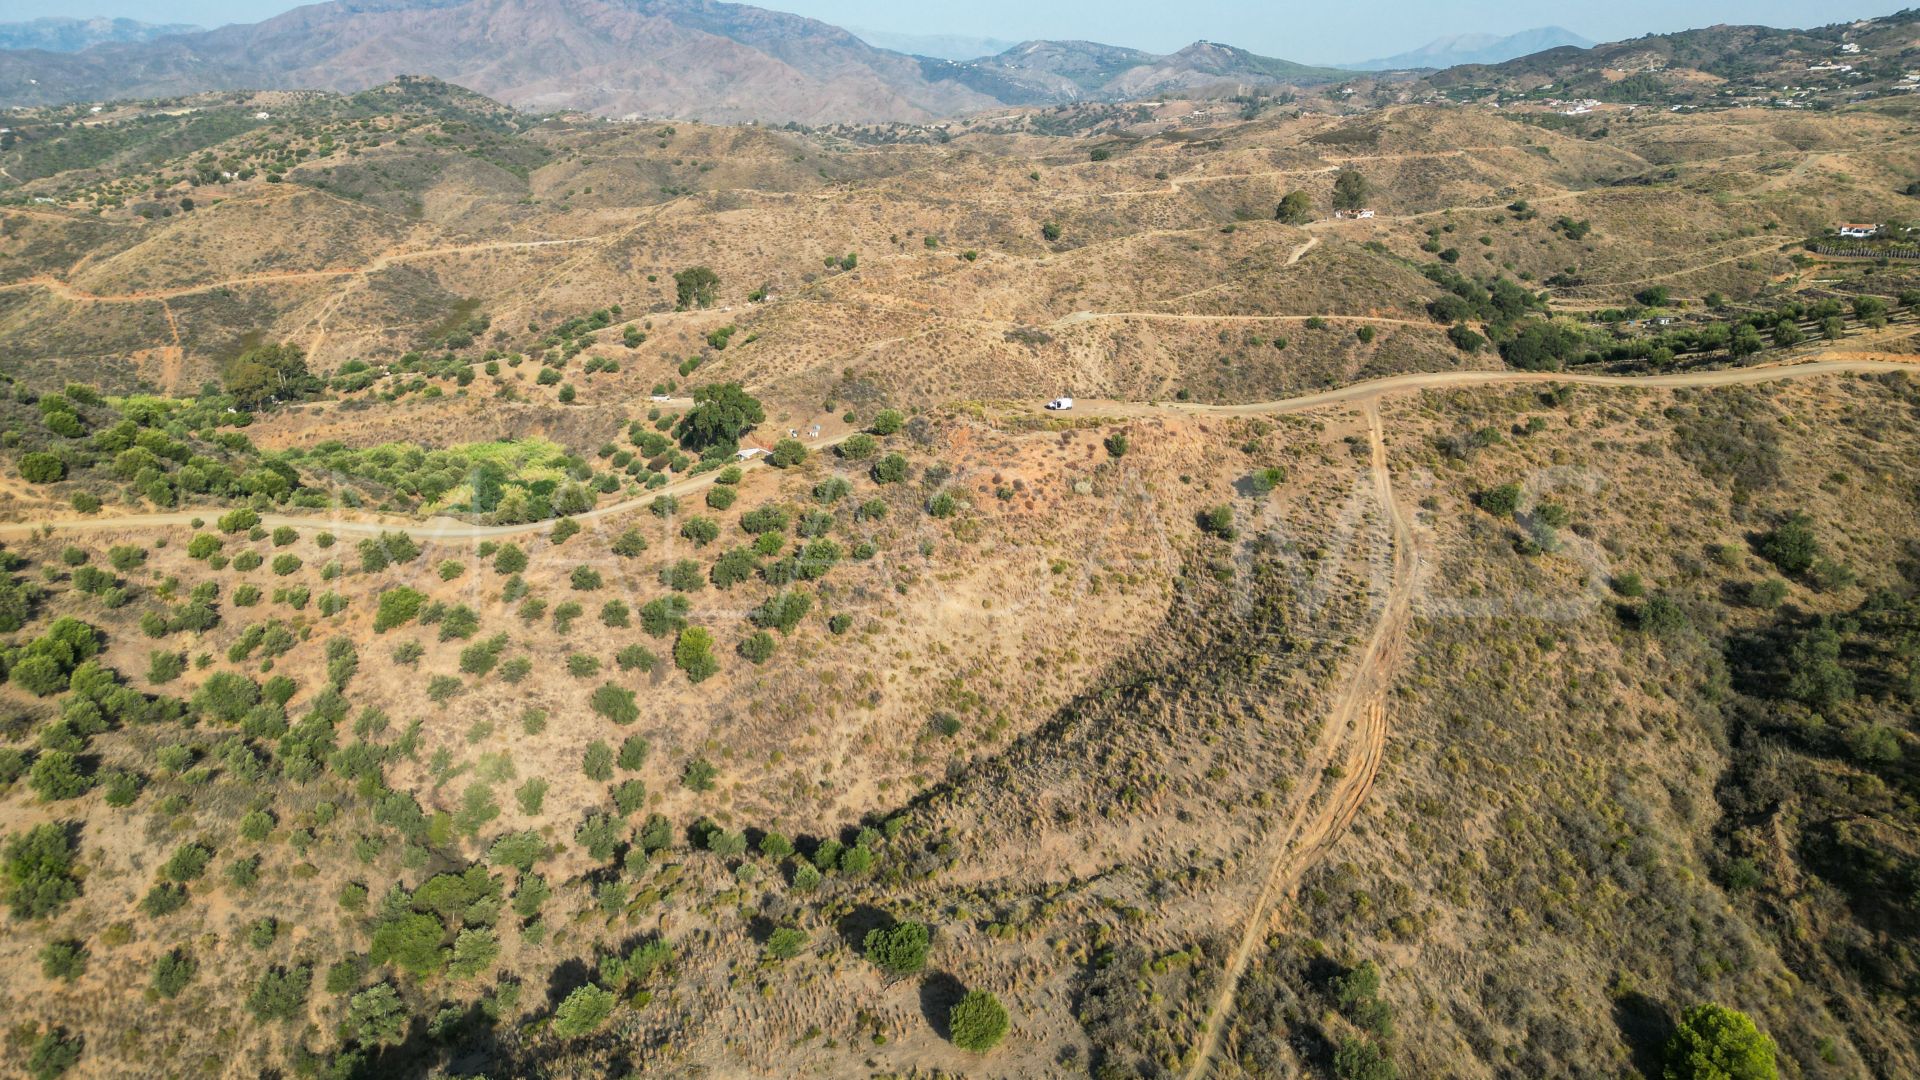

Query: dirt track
1183;403;1417;1080
2;356;1911;541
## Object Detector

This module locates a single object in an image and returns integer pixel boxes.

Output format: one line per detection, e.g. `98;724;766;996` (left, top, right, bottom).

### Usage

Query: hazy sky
4;0;1903;63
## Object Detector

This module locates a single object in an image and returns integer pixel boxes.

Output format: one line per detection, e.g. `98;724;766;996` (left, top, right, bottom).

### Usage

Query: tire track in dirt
1182;402;1415;1080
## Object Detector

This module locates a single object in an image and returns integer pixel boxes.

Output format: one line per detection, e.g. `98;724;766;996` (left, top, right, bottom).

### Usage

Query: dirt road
1;357;1911;545
1182;403;1417;1080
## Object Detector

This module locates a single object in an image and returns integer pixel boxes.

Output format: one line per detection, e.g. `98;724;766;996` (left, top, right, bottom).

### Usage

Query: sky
2;0;1904;64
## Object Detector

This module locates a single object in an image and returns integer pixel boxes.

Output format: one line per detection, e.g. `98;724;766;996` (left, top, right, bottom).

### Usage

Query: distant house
1838;223;1881;239
1334;208;1376;220
735;446;771;460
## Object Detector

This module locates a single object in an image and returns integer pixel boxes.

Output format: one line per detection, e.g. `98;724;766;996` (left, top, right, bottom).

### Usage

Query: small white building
1333;208;1376;220
1838;223;1881;239
735;446;771;460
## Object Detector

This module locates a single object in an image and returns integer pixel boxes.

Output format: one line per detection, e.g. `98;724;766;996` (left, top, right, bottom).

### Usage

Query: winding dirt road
2;356;1910;543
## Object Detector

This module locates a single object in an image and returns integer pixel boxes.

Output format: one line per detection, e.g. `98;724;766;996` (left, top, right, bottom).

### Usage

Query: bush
552;984;617;1036
591;683;639;724
770;439;808;467
740;506;790;534
1332;1038;1396;1080
1759;513;1818;575
150;949;196;999
246;963;313;1021
681;516;720;546
39;938;86;981
369;913;447;977
493;544;528;573
871;453;908;484
862;921;930;976
674;627;718;683
681;757;719;792
583;741;615;781
738;631;776;664
5;826;81;922
1664;1003;1777;1080
21;452;67;483
1479;482;1523;517
949;989;1009;1051
373;587;427;632
347;983;408;1046
766;926;808;960
26;1029;81;1079
1200;505;1236;539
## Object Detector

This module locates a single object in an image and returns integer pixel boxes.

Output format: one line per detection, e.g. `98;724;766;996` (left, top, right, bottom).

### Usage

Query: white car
1045;397;1075;411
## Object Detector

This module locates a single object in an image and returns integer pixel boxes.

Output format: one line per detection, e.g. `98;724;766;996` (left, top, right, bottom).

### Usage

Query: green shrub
552;984;616;1036
4;824;80;918
949;989;1009;1051
20;453;67;483
39;938;87;981
681;757;718;791
373;587;427;632
863;921;930;976
675;627;718;682
582;741;615;782
150;950;196;999
25;1028;81;1079
765;926;808;960
246;963;313;1021
1664;1004;1777;1080
590;683;639;725
738;631;776;664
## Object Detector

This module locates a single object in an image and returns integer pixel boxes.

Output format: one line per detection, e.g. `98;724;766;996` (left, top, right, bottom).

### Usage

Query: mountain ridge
0;0;1347;122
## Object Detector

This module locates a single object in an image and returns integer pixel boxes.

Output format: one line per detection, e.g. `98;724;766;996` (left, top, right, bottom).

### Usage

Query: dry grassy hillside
7;92;1919;406
3;77;1920;1080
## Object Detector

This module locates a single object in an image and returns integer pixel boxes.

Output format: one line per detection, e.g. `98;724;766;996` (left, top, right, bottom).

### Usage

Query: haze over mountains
0;16;202;52
1344;26;1596;71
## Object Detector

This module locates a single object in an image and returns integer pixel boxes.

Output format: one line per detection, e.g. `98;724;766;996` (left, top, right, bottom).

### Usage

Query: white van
1046;397;1075;411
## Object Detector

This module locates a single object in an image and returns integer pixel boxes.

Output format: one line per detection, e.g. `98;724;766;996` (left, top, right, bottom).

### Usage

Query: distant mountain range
0;16;200;52
2;2;1909;123
848;26;1017;63
0;0;1346;123
1344;26;1594;71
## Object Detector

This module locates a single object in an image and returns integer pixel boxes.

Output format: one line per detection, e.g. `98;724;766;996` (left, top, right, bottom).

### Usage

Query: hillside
922;39;1346;106
1428;9;1920;106
1;59;1920;1080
